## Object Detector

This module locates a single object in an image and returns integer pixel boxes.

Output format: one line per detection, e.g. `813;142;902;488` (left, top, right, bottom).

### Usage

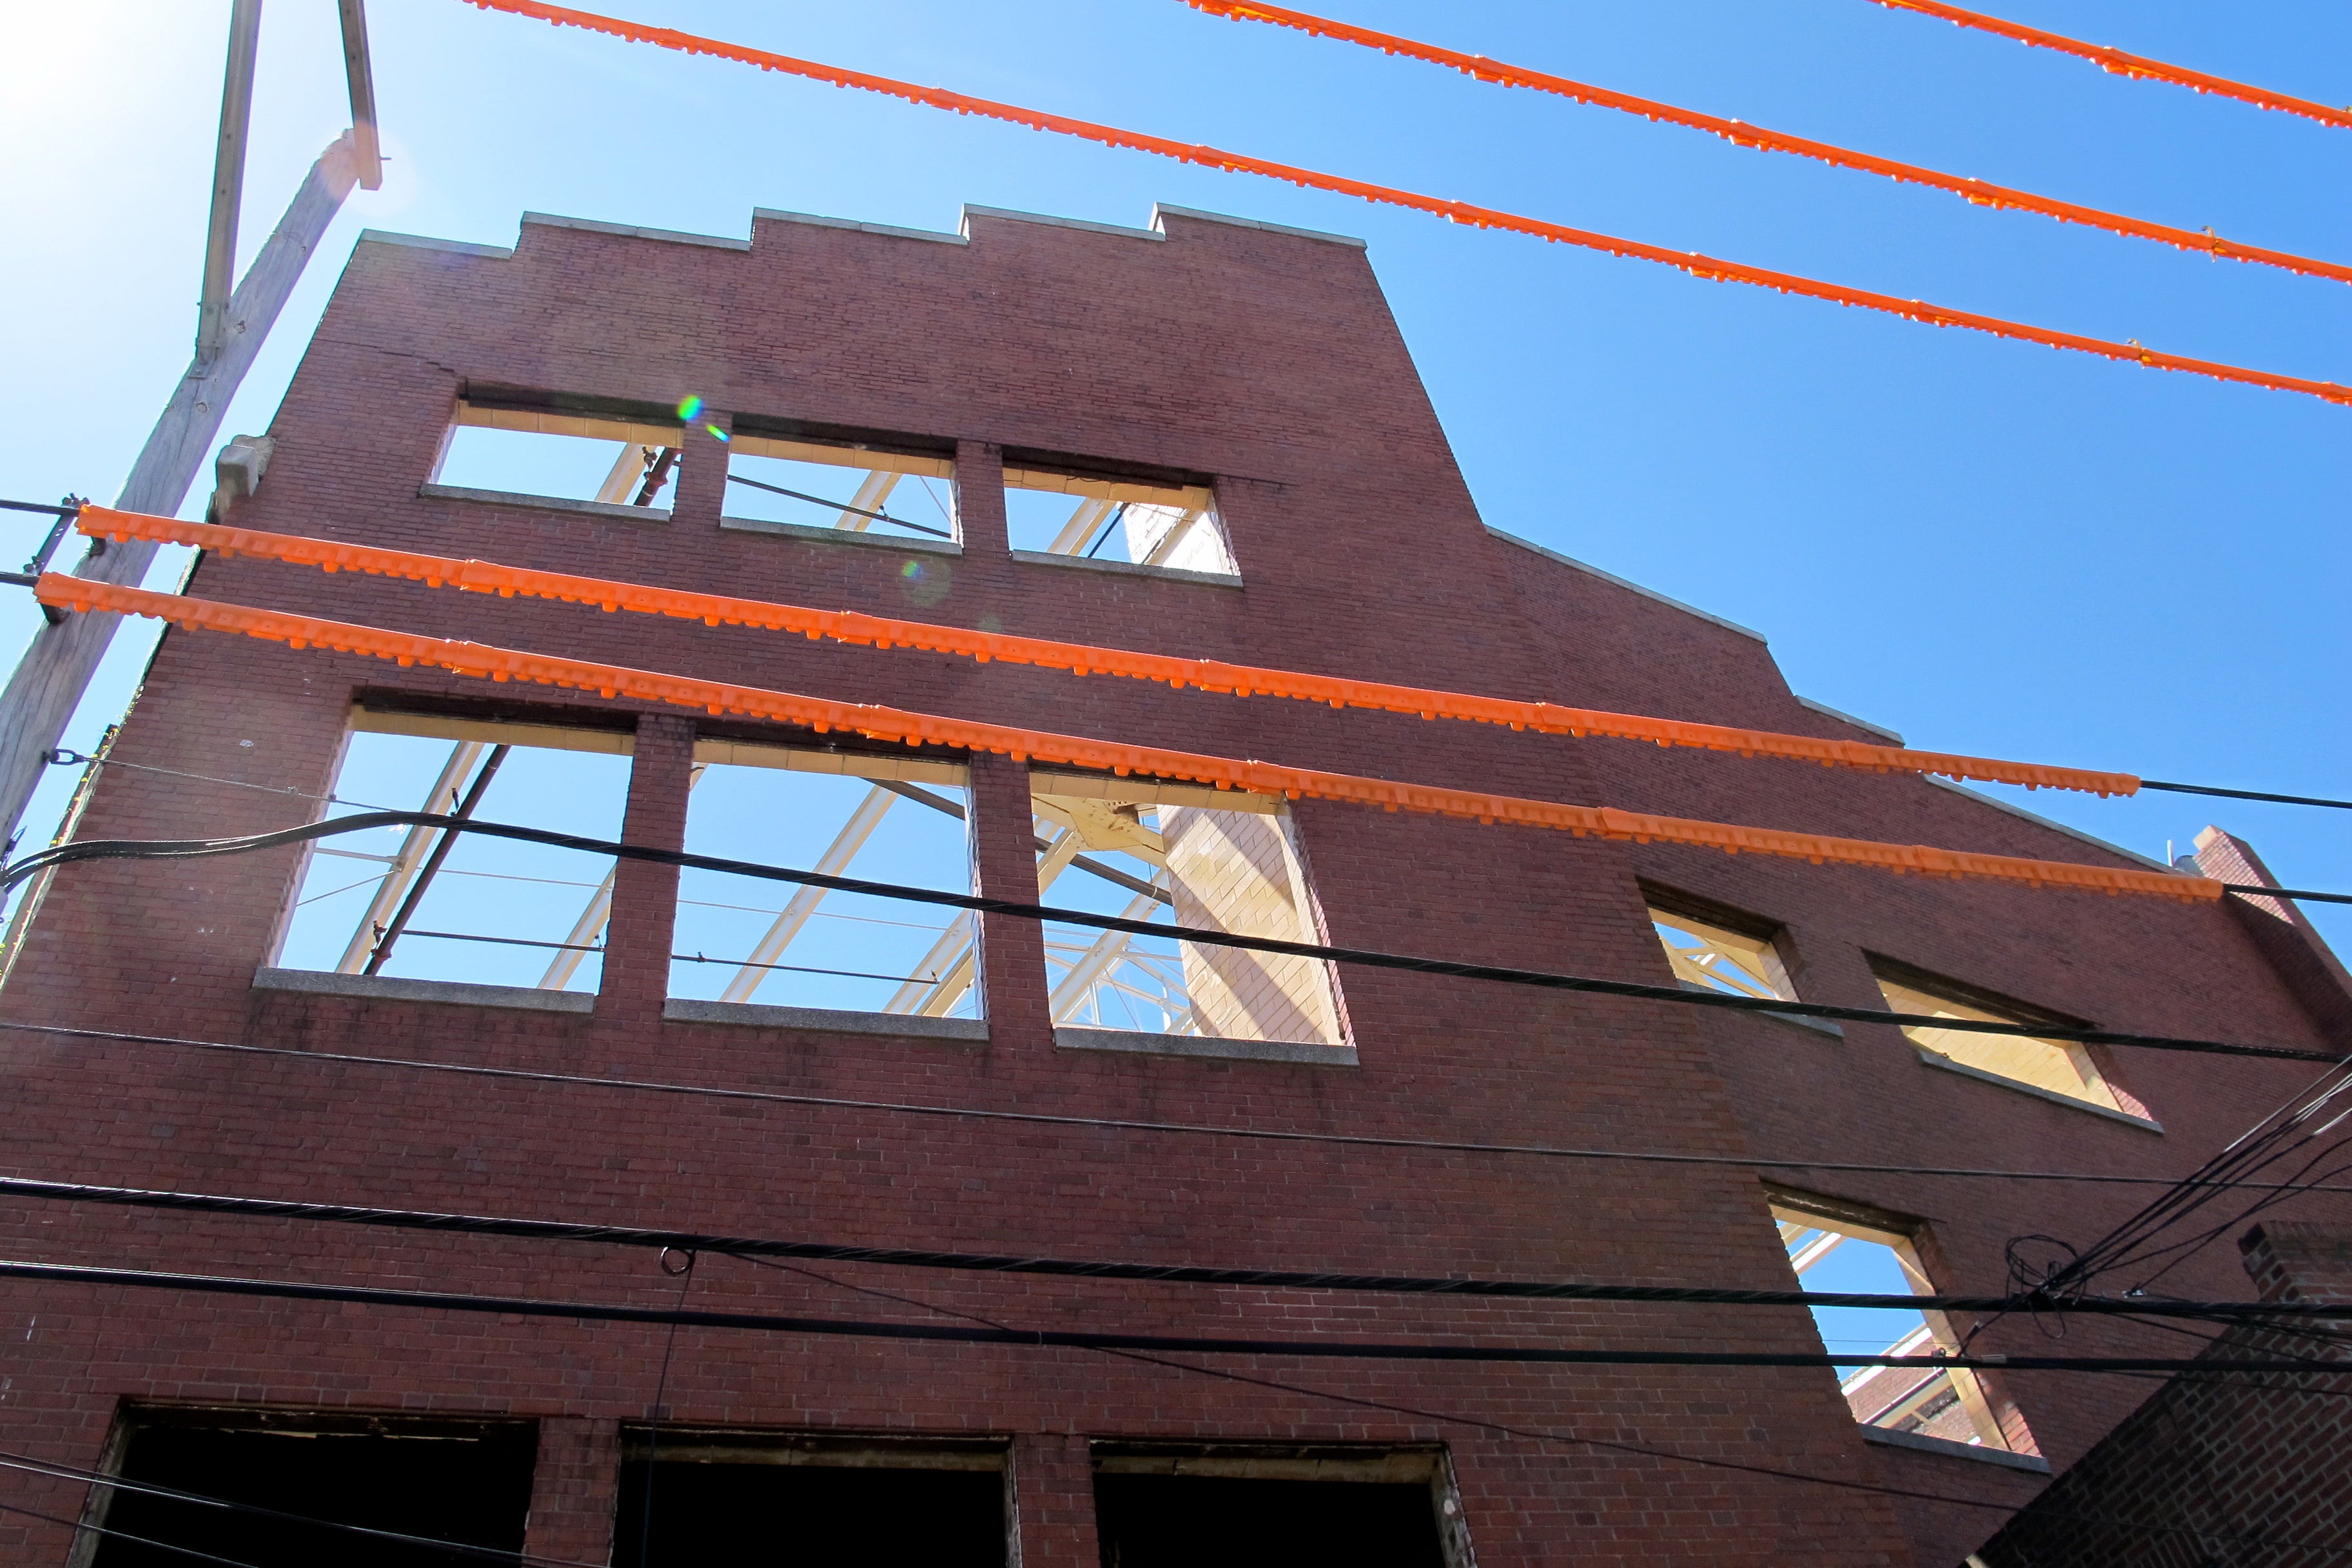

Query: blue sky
6;0;2348;970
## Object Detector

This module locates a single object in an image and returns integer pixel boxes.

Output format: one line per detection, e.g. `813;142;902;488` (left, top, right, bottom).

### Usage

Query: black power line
0;1254;2329;1373
723;473;954;538
0;1449;600;1568
6;812;2340;1065
2142;779;2352;811
3;1171;2332;1321
10;1015;2349;1194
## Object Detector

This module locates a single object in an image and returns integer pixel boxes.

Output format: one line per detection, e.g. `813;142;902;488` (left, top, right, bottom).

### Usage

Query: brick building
0;199;2345;1566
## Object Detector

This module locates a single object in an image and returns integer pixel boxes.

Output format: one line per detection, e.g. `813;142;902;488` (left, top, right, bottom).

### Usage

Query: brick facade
0;201;2345;1566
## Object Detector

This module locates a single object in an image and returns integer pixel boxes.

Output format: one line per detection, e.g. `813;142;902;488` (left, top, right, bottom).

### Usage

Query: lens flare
676;395;705;422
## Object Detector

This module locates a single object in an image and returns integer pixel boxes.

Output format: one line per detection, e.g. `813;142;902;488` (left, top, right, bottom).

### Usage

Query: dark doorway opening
1093;1473;1449;1568
614;1431;1006;1568
87;1409;536;1568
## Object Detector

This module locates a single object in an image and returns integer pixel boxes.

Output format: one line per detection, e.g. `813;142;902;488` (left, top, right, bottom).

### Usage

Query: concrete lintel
520;212;750;251
1484;527;1767;643
1859;1425;2052;1474
752;208;968;246
254;967;595;1014
961;204;1166;244
1920;777;2173;873
663;998;988;1043
1009;549;1242;590
719;514;963;556
1914;1048;2165;1133
356;229;516;260
1150;204;1367;250
1055;1026;1357;1067
418;484;672;524
1796;696;1904;745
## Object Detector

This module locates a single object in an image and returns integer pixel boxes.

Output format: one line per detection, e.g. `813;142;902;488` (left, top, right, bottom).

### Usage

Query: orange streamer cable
1870;0;2352;132
78;506;2141;799
37;574;2213;905
456;0;2351;411
1182;0;2352;286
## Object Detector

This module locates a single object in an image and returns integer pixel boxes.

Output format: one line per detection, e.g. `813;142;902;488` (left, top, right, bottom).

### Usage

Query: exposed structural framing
724;431;957;540
0;1;382;854
1011;464;1235;572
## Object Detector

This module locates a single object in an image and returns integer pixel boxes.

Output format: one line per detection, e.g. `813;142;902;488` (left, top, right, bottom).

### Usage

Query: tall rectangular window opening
86;1407;536;1568
1767;1193;2023;1454
1003;464;1236;575
614;1429;1007;1568
1872;960;2137;1115
722;429;959;544
1030;772;1344;1046
273;710;631;991
671;741;975;1019
431;398;687;509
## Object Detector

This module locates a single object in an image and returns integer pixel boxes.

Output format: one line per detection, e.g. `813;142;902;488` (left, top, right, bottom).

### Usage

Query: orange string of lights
456;0;2352;411
1868;0;2352;132
1180;0;2352;286
36;573;2213;905
76;505;2142;799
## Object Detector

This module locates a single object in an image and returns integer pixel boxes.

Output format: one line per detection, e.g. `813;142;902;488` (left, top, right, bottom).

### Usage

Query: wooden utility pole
0;3;380;851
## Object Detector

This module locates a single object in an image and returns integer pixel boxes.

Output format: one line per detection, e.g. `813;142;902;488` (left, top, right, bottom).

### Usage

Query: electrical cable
1178;0;2352;287
0;1449;605;1568
0;1253;2331;1372
2141;779;2352;810
73;509;2351;819
741;1240;2352;1556
5;810;2329;1062
6;1171;2337;1321
1866;0;2352;133
397;927;948;985
74;505;2153;800
23;574;2239;905
0;1496;262;1568
10;1015;2349;1195
454;0;2352;411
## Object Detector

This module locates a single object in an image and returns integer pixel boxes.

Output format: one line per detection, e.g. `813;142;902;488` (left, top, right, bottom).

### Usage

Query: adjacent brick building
0;199;2346;1566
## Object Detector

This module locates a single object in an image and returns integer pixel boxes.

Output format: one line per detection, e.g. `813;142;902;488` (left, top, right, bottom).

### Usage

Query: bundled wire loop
37;573;2215;903
1868;0;2352;132
77;505;2140;798
1182;1;2352;286
455;0;2352;411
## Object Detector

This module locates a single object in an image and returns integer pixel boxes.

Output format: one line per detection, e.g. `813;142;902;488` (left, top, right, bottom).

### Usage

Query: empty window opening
724;431;959;542
273;710;630;991
1873;963;2126;1112
86;1408;534;1568
671;741;975;1017
1651;903;1795;1001
1768;1195;2017;1453
615;1430;1005;1568
432;400;686;509
1030;772;1343;1046
1093;1446;1456;1568
1004;465;1235;574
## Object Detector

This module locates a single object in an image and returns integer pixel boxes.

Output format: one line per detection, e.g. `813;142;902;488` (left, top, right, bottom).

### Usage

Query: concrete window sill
720;515;963;556
1915;1048;2164;1133
417;483;672;524
1009;550;1242;590
663;997;988;1043
253;967;594;1014
1859;1425;2050;1474
1055;1026;1355;1067
1679;980;1843;1039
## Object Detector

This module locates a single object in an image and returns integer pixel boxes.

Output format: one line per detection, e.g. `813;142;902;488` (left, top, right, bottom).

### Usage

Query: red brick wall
0;204;2342;1567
